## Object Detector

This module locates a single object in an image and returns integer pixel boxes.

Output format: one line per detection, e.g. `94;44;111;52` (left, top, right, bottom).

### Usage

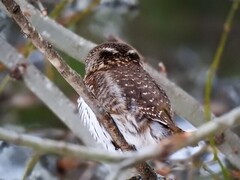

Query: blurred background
0;0;240;179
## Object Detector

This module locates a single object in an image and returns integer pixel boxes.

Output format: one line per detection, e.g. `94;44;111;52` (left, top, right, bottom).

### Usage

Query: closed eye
99;50;118;59
126;50;140;60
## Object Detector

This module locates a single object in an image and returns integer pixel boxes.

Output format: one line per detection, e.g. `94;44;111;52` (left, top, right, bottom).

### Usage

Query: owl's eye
99;51;113;59
126;50;140;60
99;48;119;59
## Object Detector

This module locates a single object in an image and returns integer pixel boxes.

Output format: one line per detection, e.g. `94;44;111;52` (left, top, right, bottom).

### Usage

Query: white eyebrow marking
103;47;118;54
127;50;136;54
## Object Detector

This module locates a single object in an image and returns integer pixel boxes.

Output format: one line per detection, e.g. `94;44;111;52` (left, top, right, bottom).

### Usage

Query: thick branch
1;0;156;178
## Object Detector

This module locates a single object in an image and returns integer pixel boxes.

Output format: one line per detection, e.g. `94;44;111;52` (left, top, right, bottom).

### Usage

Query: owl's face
85;42;143;74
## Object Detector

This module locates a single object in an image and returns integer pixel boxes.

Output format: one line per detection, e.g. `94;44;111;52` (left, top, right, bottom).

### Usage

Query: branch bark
0;127;123;163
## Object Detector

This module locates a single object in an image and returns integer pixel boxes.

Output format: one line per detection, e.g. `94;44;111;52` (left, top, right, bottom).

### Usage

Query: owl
78;41;183;152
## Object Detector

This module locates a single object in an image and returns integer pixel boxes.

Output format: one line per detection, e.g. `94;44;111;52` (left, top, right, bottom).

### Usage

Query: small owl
78;41;183;152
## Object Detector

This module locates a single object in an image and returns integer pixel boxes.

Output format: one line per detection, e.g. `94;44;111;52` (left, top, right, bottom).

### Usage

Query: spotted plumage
78;41;183;151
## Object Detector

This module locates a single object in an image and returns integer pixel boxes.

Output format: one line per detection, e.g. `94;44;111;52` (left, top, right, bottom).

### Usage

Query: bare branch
0;106;239;172
0;127;124;163
22;152;42;180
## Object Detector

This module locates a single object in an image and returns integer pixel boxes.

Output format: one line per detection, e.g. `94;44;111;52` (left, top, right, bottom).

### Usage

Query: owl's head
85;42;143;73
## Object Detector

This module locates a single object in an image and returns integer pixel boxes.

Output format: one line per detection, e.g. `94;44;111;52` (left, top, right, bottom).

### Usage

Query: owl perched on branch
78;41;183;151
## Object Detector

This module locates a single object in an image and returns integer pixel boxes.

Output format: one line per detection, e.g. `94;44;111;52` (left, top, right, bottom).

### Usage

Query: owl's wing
149;81;184;134
151;109;184;134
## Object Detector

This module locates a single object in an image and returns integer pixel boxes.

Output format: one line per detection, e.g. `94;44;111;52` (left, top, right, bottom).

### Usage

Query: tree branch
0;127;124;163
0;106;239;171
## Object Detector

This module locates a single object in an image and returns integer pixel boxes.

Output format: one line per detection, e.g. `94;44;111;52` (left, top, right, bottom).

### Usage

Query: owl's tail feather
156;109;185;134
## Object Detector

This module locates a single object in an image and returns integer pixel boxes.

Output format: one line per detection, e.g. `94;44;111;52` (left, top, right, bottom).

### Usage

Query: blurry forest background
0;0;240;179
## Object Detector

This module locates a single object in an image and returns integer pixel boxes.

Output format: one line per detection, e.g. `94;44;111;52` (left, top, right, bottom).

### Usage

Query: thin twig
65;0;100;27
49;0;69;19
22;152;42;180
205;0;239;121
35;0;47;16
204;1;239;178
0;74;10;95
0;127;125;163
